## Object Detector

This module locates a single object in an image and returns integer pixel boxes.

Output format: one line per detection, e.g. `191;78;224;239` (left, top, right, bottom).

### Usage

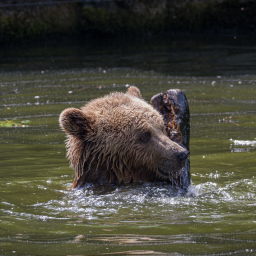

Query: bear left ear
126;86;142;99
59;108;94;137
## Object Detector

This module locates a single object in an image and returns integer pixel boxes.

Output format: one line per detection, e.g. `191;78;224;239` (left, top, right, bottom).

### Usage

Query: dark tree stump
151;89;190;190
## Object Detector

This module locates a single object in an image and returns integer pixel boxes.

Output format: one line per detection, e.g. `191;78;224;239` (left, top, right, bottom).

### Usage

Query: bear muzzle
176;150;190;162
157;149;190;178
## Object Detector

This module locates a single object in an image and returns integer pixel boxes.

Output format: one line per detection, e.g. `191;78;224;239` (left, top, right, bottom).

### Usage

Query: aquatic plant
0;119;31;127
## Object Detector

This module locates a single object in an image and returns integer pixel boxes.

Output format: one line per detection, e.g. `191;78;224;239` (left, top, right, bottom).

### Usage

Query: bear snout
176;150;190;163
157;149;189;179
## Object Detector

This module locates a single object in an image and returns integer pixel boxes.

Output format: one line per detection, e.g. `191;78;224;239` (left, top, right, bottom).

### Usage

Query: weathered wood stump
151;89;190;189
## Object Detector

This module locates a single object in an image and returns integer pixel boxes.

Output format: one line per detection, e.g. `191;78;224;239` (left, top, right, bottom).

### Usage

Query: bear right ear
126;86;142;99
59;108;94;137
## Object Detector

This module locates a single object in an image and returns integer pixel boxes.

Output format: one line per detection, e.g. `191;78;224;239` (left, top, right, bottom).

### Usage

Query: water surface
1;36;256;255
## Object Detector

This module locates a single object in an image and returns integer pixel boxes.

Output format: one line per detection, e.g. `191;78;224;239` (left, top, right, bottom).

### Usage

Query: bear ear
126;86;142;99
59;108;94;137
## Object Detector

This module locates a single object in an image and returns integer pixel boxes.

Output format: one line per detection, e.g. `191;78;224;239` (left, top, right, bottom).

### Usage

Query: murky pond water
1;36;256;255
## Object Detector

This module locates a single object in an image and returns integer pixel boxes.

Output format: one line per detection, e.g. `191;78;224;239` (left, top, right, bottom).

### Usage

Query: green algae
0;119;31;127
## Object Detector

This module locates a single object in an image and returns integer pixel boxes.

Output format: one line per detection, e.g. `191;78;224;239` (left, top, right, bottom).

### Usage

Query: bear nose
177;150;190;162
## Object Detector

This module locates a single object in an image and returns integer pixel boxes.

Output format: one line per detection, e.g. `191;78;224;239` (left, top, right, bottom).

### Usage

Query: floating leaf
1;120;16;127
0;119;31;127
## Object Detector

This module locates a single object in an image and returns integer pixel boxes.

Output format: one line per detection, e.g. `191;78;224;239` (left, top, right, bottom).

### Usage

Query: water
1;36;256;255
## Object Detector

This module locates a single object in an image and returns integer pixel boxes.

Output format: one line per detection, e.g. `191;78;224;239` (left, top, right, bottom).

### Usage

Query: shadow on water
0;35;256;255
1;35;256;76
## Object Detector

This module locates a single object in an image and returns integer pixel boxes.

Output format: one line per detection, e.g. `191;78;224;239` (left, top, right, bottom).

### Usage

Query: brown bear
59;86;189;188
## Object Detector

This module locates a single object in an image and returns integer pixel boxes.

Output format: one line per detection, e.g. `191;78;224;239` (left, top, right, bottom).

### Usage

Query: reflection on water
231;139;256;146
1;36;256;76
230;139;256;152
1;37;256;255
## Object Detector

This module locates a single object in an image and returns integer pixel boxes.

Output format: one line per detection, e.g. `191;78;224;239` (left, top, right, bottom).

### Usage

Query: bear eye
140;132;151;142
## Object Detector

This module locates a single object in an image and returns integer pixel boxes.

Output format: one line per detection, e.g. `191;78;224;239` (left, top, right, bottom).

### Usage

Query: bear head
59;86;189;188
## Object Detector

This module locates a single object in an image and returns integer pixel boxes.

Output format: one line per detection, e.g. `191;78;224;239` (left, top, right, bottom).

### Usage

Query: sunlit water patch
3;177;254;225
31;184;201;220
230;139;256;153
1;177;256;255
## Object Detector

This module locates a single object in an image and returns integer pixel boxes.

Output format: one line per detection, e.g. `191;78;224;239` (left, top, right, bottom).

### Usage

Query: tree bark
151;89;190;189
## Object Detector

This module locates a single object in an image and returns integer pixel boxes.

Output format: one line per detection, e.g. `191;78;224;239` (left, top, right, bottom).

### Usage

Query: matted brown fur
59;86;189;188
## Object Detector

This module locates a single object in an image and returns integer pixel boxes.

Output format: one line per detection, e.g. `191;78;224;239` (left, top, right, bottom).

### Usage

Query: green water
1;36;256;255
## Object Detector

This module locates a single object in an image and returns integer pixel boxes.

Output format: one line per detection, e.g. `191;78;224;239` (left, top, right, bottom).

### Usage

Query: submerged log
151;89;190;190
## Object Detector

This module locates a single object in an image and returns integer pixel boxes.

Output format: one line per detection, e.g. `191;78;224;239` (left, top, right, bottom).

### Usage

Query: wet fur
60;87;188;188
